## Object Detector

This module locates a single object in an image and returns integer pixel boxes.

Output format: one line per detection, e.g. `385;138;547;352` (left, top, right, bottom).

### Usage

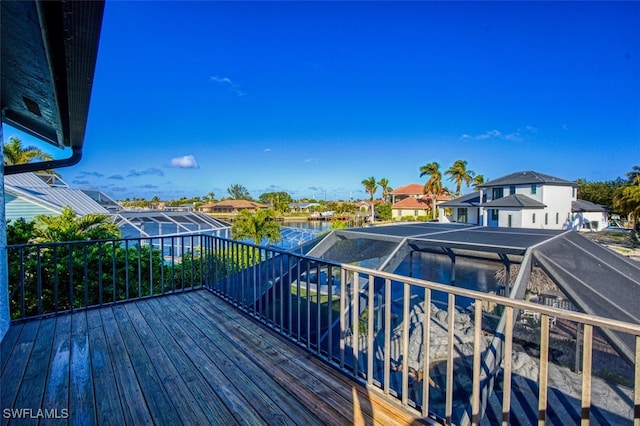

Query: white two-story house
438;171;579;230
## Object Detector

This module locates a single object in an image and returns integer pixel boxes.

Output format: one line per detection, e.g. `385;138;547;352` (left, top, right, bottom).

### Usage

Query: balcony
2;234;639;424
2;289;422;425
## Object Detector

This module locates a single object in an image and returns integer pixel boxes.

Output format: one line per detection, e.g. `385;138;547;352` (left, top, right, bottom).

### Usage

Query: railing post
581;324;593;425
402;281;410;406
37;245;43;316
538;315;551;425
472;299;482;425
367;273;374;387
575;322;583;373
502;306;513;426
340;267;346;369
352;271;359;378
422;287;431;417
383;277;391;396
635;336;640;425
446;293;455;424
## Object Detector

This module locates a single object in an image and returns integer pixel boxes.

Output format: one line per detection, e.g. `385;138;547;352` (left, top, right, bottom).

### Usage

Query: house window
457;208;468;223
509;185;516;195
531;184;537;195
492;188;504;200
572;187;576;198
508;215;512;228
491;209;499;221
532;213;536;223
414;210;419;217
556;212;559;224
545;213;548;225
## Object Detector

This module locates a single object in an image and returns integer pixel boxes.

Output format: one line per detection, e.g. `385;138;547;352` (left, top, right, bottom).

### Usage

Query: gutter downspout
4;146;82;175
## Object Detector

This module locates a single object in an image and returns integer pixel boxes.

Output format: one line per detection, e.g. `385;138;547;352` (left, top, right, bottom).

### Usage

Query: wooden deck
1;289;426;425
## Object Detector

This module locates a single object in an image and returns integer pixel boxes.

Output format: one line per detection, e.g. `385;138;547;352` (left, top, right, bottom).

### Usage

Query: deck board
12;318;55;425
122;301;211;426
0;289;425;425
189;290;417;426
1;320;40;419
86;309;125;425
111;304;182;425
69;312;96;426
161;294;324;426
135;299;241;425
41;315;71;426
147;296;268;425
99;306;152;424
0;322;23;372
188;291;356;425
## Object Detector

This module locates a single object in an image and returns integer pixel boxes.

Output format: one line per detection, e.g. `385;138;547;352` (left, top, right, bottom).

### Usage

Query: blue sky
5;1;640;201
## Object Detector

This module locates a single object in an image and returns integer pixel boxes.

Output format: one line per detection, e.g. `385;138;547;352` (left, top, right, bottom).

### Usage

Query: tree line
4;136;639;229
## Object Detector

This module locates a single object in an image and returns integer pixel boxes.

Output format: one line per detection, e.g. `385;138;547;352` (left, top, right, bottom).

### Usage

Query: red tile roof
210;200;269;209
392;197;431;209
390;183;424;195
392;194;451;209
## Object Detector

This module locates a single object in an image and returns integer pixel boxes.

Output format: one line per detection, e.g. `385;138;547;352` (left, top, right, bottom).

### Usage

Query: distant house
436;191;483;225
164;204;195;212
288;202;320;213
390;183;425;204
391;197;432;219
439;171;579;230
390;183;450;220
4;172;109;222
571;199;608;231
199;199;269;215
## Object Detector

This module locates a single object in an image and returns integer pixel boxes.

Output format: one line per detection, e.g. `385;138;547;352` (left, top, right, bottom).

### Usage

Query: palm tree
615;166;640;233
3;136;53;165
227;184;252;200
419;162;442;219
32;206;121;243
445;160;475;196
614;186;640;233
626;165;640;186
231;209;282;245
473;174;486;189
377;177;393;203
361;176;378;223
203;192;216;203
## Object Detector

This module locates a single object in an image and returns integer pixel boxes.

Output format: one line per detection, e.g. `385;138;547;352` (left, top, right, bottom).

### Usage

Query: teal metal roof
4;172;108;217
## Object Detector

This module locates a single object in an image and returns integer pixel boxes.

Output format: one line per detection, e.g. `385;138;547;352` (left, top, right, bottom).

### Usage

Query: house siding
5;194;59;222
394;207;430;218
499;209;523;228
573;211;607;231
440;207;480;225
540;185;574;230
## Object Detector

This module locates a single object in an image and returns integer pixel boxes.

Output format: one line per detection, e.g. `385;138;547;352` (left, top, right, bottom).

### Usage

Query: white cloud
170;155;199;168
460;129;523;142
264;148;271;153
210;75;246;96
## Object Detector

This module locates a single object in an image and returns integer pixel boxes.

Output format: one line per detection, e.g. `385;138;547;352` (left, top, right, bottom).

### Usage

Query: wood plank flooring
1;289;426;425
